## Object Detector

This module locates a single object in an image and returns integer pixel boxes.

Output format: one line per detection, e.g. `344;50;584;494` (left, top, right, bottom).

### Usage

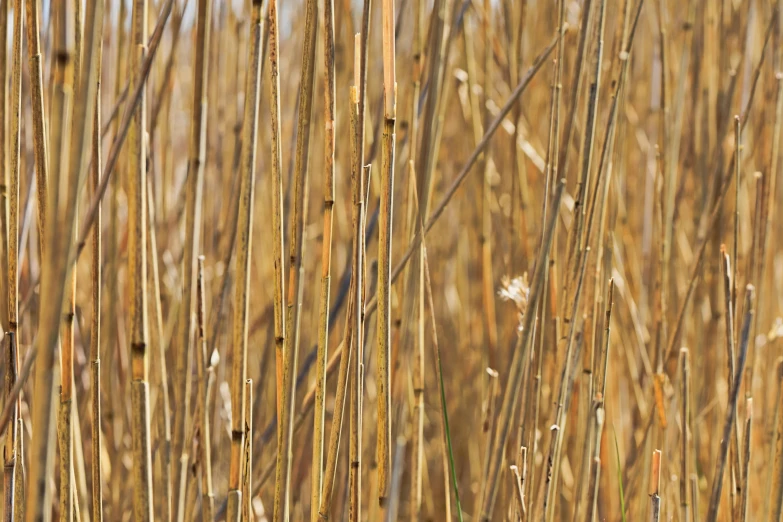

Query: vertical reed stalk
650;450;661;522
89;3;105;517
242;380;253;522
586;407;605;522
738;399;751;522
273;0;317;515
196;256;214;521
312;0;337;514
0;0;7;335
317;86;360;522
681;348;691;522
5;6;21;517
173;0;212;518
25;0;75;517
348;65;368;522
227;2;264;520
3;334;17;522
268;0;286;423
127;0;154;517
147;178;172;522
377;0;396;506
24;0;49;245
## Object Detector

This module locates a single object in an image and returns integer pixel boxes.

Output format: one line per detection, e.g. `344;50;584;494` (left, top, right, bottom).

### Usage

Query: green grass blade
437;353;464;522
613;427;627;522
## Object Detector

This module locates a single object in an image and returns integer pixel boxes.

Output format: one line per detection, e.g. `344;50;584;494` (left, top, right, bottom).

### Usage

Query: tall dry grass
0;0;782;520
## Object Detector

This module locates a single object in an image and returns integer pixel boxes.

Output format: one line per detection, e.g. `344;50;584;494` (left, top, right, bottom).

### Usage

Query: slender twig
90;1;106;519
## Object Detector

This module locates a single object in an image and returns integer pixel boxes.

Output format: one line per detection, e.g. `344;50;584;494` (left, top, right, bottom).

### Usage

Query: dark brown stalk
738;399;751;522
705;286;754;522
269;0;286;424
3;334;17;522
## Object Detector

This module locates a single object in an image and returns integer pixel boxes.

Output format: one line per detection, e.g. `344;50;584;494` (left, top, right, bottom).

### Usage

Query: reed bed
1;0;783;520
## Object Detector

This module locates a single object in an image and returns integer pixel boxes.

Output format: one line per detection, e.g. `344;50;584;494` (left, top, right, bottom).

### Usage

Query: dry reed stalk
311;0;337;513
273;0;317;515
573;278;613;522
146;177;172;522
511;464;525;519
7;0;20;384
570;0;606;261
348;38;367;522
126;0;155;517
541;247;590;522
362;32;559;322
3;334;17;522
227;1;264;520
103;2;126;503
377;0;397;507
681;348;691;522
349;72;367;522
24;0;49;246
4;0;21;516
268;0;286;424
24;0;76;518
650;449;662;521
196;256;214;520
750;0;783;411
317;86;361;522
705;285;754;522
479;179;565;521
73;0;175;261
586;406;605;522
172;0;212;518
526;0;566;485
0;0;7;335
663;15;774;378
89;3;105;516
720;248;743;495
478;0;498;377
738;398;752;522
242;380;253;522
12;417;21;521
769;359;783;521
